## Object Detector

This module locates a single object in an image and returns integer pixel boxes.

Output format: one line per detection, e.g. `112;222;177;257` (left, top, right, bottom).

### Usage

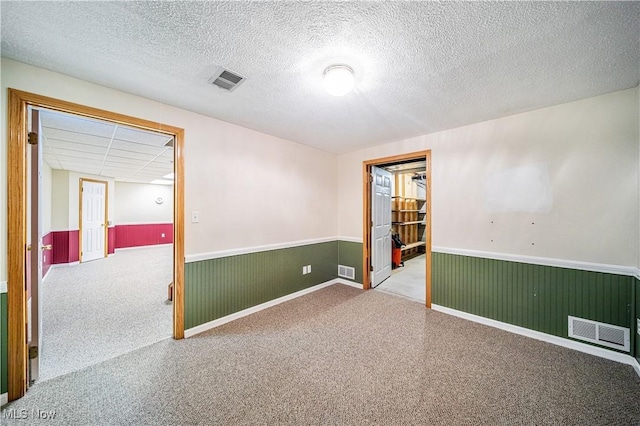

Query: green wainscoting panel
185;241;338;329
338;241;363;284
1;293;7;395
636;278;640;362
432;253;633;346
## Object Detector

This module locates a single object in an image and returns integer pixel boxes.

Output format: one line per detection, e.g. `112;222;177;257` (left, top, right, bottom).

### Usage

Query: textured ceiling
2;2;639;154
40;110;174;184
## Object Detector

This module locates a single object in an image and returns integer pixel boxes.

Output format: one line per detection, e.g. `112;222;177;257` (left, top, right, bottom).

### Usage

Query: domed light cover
322;65;355;96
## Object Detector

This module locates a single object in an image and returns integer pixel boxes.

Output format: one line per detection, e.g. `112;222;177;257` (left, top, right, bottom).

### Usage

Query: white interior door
81;180;106;262
371;166;392;287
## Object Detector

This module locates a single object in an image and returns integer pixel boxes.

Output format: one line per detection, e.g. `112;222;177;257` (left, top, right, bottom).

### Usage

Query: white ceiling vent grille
568;316;630;352
208;68;246;92
338;265;355;280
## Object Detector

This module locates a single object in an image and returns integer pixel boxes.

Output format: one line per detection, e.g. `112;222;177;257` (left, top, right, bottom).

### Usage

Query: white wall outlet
307;265;311;273
637;318;640;335
161;233;165;238
302;266;306;274
191;211;200;223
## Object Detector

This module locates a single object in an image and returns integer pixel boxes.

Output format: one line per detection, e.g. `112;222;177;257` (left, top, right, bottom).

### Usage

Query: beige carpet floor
38;245;173;382
5;284;639;425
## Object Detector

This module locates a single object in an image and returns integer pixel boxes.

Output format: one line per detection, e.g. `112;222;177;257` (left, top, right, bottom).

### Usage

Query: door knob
41;244;52;251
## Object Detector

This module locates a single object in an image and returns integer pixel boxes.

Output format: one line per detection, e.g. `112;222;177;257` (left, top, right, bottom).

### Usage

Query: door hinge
369;174;373;183
28;132;38;145
29;346;38;359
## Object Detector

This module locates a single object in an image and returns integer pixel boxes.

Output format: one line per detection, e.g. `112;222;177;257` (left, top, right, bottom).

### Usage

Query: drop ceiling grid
39;109;174;183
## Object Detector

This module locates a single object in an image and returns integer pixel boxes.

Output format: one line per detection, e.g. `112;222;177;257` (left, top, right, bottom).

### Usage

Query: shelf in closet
392;196;426;201
392;209;426;213
401;241;426;251
392;221;426;225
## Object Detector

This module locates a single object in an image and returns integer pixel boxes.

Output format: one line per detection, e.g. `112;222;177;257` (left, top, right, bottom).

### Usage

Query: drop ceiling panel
37;108;174;183
42;130;114;147
114;127;172;147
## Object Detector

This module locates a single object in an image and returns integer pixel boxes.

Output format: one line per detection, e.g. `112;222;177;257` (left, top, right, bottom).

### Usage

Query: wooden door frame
78;178;109;262
6;88;186;401
362;150;432;307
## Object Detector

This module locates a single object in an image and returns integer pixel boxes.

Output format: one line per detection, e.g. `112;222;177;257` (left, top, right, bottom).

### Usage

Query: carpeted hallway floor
5;284;640;425
38;245;173;382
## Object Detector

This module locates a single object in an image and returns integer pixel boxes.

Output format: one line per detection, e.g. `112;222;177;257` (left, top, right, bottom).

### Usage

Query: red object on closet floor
392;246;403;269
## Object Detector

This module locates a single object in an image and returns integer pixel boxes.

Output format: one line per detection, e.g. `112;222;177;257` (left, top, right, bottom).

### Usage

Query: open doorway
7;89;185;401
362;151;432;307
33;108;176;382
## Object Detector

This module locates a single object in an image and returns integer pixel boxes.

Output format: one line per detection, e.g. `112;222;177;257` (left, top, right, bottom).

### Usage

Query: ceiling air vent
208;68;246;92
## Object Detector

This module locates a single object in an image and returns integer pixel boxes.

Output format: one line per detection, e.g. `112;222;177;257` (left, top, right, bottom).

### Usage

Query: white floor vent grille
568;316;630;352
338;265;355;280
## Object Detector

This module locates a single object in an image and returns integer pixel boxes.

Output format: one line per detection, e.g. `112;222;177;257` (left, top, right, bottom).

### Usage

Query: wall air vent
208;68;246;92
568;316;630;352
338;265;356;280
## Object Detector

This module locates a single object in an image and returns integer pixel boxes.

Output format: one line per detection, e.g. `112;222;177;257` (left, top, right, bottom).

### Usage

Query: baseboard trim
431;304;638;372
632;358;640;379
335;278;363;289
114;243;173;252
1;393;7;406
431;246;637;276
184;279;342;337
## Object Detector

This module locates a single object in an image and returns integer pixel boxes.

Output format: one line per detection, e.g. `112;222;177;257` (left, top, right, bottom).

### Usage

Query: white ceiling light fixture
163;172;175;180
322;65;355;97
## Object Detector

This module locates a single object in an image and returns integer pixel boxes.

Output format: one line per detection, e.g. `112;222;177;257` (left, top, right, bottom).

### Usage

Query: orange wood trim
425;151;432;308
361;150;432;305
6;88;186;402
78;178;109;262
7;89;28;400
362;162;371;289
173;130;185;339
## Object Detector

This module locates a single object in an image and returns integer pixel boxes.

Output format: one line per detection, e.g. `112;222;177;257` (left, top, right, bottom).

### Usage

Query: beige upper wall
338;87;639;267
42;161;52;235
51;169;69;231
114;181;173;224
0;59;338;280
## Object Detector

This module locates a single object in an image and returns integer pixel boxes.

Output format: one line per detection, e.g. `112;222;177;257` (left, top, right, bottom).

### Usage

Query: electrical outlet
637;318;640;335
302;266;307;275
307;265;311;273
161;233;165;238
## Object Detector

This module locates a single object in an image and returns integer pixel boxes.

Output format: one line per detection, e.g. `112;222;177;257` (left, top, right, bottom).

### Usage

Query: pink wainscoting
48;225;170;266
51;230;80;264
42;232;53;278
108;227;116;254
115;223;173;249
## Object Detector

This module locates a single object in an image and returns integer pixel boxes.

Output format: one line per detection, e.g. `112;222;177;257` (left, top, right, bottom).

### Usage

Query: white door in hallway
371;166;392;287
81;179;107;262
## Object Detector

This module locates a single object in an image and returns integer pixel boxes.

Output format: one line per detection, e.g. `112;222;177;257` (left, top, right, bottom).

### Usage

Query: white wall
42;161;52;235
0;58;338;283
338;88;639;267
51;169;69;231
114;182;173;224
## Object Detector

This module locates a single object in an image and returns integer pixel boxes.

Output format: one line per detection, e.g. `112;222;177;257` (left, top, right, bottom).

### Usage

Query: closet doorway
362;151;432;307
